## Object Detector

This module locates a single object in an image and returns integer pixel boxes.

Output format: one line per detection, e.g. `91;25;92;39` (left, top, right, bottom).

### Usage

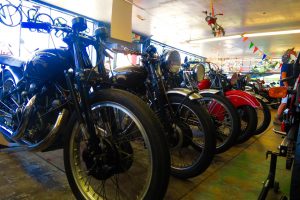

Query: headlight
193;64;205;82
165;50;181;73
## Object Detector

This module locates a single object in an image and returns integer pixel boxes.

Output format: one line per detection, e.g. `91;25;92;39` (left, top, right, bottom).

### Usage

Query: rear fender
166;88;202;100
225;90;261;108
1;66;23;84
246;91;269;103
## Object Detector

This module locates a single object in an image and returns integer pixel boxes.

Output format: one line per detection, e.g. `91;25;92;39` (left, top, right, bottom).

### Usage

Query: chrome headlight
165;50;181;73
193;64;205;82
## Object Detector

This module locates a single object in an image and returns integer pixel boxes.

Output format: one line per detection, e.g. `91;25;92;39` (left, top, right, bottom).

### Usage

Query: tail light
281;122;285;132
198;79;211;90
268;87;287;98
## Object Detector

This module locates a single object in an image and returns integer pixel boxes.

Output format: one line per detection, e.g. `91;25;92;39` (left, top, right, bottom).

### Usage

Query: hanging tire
168;95;216;179
64;89;170;200
253;98;271;135
198;93;240;153
236;105;258;143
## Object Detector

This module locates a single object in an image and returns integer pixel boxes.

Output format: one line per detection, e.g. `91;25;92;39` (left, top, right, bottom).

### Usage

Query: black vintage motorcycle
167;59;240;153
111;46;216;179
0;18;170;200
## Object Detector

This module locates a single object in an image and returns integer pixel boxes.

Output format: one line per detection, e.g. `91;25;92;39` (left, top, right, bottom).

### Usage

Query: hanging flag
211;0;215;16
262;54;267;60
242;37;249;42
249;42;254;49
253;46;259;53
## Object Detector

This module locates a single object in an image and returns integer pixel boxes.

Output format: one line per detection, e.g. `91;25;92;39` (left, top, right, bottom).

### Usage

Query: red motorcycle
198;62;262;143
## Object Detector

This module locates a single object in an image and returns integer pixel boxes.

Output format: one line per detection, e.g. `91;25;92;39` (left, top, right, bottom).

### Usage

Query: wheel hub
169;121;193;149
82;138;133;180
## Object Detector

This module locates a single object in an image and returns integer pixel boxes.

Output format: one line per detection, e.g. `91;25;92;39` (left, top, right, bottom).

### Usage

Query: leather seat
0;55;25;68
113;65;144;75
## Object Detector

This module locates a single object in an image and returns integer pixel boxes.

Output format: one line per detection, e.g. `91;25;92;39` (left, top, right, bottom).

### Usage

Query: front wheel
168;95;216;179
236;105;258;143
199;93;240;153
64;89;170;200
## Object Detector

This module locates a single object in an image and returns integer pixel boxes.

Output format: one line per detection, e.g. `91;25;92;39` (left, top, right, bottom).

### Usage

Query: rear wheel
64;89;170;200
254;99;271;135
199;93;240;153
168;95;216;179
236;105;258;143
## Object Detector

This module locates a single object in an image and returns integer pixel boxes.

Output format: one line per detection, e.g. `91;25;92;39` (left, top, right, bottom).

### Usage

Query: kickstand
258;151;280;200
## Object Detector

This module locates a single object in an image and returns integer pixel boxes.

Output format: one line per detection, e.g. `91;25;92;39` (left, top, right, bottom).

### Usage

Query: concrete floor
0;110;292;200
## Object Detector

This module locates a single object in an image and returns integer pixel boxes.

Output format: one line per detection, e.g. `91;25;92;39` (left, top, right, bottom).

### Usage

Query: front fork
65;69;99;143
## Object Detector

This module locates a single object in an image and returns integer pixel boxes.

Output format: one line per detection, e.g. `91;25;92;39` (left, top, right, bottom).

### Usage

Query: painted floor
0;110;291;200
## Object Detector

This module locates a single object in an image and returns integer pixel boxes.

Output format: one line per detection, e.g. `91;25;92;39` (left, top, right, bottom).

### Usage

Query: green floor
0;110;292;200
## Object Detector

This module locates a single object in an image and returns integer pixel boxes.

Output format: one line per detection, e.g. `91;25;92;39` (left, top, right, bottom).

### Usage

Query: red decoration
253;46;259;53
242;37;249;42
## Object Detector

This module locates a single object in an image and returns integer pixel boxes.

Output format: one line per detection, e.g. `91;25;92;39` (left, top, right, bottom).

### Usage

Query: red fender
207;100;226;121
225;90;261;108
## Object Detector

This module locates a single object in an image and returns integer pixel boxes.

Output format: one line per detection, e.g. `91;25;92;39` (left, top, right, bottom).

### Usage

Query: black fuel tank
24;48;73;83
112;65;147;94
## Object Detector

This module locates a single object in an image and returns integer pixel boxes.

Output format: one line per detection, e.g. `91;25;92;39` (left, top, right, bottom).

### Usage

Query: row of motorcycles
0;17;272;200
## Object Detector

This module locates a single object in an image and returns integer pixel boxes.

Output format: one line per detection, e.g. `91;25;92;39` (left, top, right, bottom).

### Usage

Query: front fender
225;90;261;108
166;88;202;100
198;88;220;95
246;91;269;103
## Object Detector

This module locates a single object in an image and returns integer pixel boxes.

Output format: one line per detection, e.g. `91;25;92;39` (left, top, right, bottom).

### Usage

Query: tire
290;125;300;200
168;95;216;179
64;89;170;200
254;99;271;135
198;93;240;153
236;105;258;143
0;4;22;27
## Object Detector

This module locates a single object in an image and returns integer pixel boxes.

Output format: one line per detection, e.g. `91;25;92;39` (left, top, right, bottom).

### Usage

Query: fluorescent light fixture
243;29;300;37
188;29;300;43
188;35;241;43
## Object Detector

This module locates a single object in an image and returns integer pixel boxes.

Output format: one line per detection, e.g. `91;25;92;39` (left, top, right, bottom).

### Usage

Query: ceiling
41;0;300;60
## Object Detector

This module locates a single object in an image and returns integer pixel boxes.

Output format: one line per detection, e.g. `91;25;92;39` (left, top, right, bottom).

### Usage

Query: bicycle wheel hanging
0;4;22;27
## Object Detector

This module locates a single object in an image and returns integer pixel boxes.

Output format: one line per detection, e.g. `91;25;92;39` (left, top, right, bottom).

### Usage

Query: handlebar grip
21;22;51;32
280;76;296;82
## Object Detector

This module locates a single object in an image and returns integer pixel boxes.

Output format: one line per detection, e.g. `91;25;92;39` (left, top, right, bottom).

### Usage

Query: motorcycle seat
112;65;144;75
0;55;25;68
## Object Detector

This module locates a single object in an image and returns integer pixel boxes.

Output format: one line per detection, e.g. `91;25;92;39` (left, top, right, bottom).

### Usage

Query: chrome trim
198;89;220;94
166;88;202;100
246;91;269;103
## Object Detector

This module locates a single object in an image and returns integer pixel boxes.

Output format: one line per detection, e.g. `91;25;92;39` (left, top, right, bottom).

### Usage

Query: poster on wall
111;0;132;43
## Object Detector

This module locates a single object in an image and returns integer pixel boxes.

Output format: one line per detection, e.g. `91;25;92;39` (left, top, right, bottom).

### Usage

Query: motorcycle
232;73;271;135
247;79;280;109
198;62;261;143
167;59;240;154
259;52;300;200
110;47;216;179
0;18;170;200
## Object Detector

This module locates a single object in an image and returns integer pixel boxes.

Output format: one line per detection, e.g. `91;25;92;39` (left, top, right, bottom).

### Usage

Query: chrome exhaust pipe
29;108;69;152
12;95;37;140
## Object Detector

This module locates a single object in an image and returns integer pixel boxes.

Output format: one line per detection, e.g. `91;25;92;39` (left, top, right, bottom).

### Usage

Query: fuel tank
112;65;147;94
24;48;73;84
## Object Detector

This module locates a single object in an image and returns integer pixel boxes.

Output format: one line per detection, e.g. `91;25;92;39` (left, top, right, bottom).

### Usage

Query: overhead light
188;35;241;43
243;29;300;37
188;29;300;43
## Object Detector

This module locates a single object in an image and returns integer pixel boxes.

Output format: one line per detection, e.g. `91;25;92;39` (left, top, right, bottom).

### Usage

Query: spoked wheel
167;95;216;179
253;99;271;135
64;89;170;200
199;93;240;153
0;71;20;139
236;105;258;143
